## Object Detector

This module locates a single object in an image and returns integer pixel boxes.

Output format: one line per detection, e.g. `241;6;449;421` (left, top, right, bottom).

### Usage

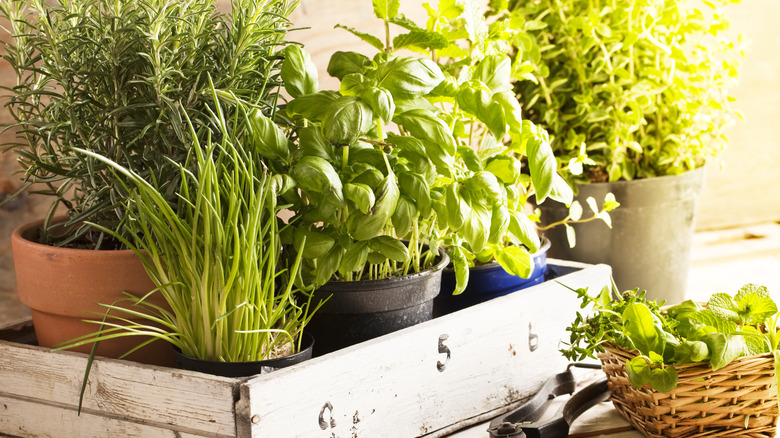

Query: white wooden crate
0;260;611;437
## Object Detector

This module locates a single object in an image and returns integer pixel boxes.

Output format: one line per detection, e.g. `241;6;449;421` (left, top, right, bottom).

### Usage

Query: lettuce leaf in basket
560;281;780;393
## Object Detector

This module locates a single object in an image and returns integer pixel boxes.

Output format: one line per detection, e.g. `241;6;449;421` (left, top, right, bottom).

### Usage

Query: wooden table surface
446;399;642;437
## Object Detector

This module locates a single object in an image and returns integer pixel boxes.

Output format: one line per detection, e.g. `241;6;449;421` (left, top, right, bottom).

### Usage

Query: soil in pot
11;217;174;366
173;333;315;377
306;249;449;356
434;239;551;316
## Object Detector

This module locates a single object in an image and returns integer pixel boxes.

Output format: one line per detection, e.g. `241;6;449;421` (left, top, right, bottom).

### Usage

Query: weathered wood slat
0;341;238;437
238;261;612;437
0;395;214;438
0;260;610;437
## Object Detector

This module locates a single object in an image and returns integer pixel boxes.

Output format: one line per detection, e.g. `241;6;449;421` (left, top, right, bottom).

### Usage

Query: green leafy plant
0;0;295;247
563;283;780;392
500;0;743;184
59;95;319;362
262;0;614;293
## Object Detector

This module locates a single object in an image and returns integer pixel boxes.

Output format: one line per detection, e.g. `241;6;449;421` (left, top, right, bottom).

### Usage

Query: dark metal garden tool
487;364;610;438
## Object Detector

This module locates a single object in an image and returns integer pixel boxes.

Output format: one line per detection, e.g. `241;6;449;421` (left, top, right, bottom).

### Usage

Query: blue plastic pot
433;239;551;316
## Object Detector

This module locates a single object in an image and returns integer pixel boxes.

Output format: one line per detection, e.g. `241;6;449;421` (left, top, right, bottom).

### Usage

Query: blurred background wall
0;0;776;298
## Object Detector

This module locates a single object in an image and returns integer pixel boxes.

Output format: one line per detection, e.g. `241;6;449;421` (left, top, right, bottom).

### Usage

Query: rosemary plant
61;96;318;362
0;0;296;248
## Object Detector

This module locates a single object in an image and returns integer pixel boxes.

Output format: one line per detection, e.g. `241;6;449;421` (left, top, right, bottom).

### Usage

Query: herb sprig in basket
562;283;780;392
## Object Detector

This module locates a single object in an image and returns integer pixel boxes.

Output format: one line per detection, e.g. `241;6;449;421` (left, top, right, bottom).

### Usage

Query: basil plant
253;0;578;294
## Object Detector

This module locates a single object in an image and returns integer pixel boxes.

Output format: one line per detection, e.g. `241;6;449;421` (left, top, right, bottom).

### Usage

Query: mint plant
563;283;780;392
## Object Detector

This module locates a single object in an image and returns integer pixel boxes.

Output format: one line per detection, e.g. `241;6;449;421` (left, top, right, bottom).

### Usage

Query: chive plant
0;0;295;248
61;96;319;362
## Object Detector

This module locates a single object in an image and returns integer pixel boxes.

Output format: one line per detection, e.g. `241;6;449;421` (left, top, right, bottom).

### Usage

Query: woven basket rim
598;343;779;437
600;343;775;372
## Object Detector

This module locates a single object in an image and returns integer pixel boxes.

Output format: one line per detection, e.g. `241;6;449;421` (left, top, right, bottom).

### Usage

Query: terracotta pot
11;217;174;366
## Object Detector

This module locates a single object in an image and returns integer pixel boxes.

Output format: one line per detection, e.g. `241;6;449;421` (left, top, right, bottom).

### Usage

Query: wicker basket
597;346;779;437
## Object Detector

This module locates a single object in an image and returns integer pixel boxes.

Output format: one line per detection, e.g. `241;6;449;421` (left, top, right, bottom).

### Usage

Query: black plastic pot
434;239;551;316
306;249;449;356
538;167;705;303
173;333;314;378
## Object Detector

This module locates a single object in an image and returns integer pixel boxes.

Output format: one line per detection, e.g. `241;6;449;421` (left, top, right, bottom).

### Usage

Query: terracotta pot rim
12;216;137;257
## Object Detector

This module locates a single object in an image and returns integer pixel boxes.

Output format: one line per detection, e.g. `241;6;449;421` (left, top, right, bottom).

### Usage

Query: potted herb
563;283;779;436
256;41;451;354
1;0;295;362
500;0;743;302
328;0;613;316
60;96;320;377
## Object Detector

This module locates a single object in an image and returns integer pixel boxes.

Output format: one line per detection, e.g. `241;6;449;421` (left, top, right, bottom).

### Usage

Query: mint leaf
735;285;777;324
372;0;399;20
736;283;771;301
393;30;449;52
336;24;385;52
707;292;740;322
694;309;737;335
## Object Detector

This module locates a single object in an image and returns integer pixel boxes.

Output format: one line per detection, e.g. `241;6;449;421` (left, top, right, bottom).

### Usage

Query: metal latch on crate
487;364;611;438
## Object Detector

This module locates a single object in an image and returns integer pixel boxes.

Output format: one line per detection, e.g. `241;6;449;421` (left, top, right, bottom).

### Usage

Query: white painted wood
0;341;238;437
0;261;610;438
238;261;612;437
0;395;213;438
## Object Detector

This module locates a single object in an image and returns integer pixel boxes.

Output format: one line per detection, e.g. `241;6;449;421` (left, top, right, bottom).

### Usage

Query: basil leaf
340;73;373;97
508;210;541;252
494;245;533;279
291;156;344;203
485;155;523;184
322;96;374;145
281;45;318;98
348;174;399;241
294;227;335;259
397;171;431;214
327;51;372;80
287;90;340;122
448;245;470;296
339;241;370;277
469;171;504;202
473;55;512;92
374;56;444;99
363;86;395;123
247;110;289;162
314;245;344;287
493;90;524;132
394;108;457;156
298;126;336;162
445;183;467;231
524;121;556;203
456;82;492;118
462;203;490;253
368;235;409;263
344;182;376;214
489;203;510;245
391;195;417;238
